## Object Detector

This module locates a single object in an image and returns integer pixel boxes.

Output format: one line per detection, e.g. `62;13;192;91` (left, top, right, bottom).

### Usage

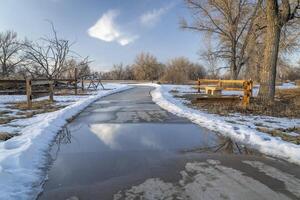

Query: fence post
242;80;252;108
26;79;32;109
49;80;54;102
249;79;253;97
74;68;78;95
81;78;84;92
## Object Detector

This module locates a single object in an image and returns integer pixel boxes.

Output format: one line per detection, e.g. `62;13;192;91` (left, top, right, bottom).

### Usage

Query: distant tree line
100;52;207;83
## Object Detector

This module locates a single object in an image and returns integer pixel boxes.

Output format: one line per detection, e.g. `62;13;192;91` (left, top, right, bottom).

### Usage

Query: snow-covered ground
0;83;131;200
277;82;298;89
141;83;300;165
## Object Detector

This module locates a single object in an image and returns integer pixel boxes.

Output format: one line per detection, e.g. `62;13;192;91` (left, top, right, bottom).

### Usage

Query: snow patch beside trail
0;84;131;200
144;83;300;165
0;95;27;104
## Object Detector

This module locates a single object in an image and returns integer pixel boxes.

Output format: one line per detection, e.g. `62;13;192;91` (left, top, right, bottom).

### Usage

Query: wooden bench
195;79;253;107
204;86;222;95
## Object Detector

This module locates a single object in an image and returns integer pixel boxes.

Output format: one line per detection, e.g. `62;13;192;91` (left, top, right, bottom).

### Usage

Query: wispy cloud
140;3;175;27
88;10;138;46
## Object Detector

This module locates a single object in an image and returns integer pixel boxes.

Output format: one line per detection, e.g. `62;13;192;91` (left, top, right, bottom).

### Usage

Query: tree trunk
230;62;239;80
1;63;8;77
258;0;281;103
230;41;239;80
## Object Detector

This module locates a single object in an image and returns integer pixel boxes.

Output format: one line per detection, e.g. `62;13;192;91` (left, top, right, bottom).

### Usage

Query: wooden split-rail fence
0;68;107;108
0;78;79;108
195;79;253;107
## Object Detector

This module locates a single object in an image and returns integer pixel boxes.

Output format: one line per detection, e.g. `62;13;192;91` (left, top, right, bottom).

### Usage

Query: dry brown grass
10;100;62;111
0;100;65;125
54;89;89;95
0;132;14;141
0;117;15;124
256;127;300;144
182;88;300;118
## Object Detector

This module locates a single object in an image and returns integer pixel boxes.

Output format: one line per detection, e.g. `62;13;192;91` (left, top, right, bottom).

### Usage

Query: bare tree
132;52;164;81
77;57;92;78
101;64;134;80
63;57;92;79
123;65;134;80
285;60;300;80
162;57;206;83
200;37;222;78
23;23;71;80
242;3;300;83
0;31;23;77
111;63;125;80
258;0;300;102
189;62;207;80
182;0;262;79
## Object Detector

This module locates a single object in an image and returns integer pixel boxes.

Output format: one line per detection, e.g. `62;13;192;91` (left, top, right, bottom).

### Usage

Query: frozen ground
0;83;131;200
114;159;300;200
140;83;300;165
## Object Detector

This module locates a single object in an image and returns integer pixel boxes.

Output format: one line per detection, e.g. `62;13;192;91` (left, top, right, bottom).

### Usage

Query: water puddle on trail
39;123;259;200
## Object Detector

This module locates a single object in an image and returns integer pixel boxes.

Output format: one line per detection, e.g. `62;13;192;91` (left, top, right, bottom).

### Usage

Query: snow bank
146;84;300;165
0;84;131;200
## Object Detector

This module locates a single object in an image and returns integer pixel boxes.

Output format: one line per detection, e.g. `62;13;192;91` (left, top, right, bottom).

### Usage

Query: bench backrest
196;79;253;107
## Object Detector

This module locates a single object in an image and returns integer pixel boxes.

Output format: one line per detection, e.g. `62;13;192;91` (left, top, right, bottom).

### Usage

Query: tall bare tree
111;63;125;80
0;31;23;77
162;57;206;83
23;23;71;80
63;57;92;79
200;36;222;78
132;52;164;81
182;0;262;79
258;0;300;102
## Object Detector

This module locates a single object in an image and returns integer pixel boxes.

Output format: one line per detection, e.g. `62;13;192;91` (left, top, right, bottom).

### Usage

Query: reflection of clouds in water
90;124;121;149
89;124;162;150
140;135;162;150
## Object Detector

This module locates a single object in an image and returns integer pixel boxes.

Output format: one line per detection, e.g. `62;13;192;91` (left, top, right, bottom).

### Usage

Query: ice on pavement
114;159;295;200
243;160;300;198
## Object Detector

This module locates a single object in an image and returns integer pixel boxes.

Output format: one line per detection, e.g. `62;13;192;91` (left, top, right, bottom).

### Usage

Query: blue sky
0;0;206;71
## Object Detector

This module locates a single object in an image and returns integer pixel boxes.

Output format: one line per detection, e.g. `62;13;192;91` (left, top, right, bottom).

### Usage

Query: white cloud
140;4;174;27
117;35;139;46
88;9;137;46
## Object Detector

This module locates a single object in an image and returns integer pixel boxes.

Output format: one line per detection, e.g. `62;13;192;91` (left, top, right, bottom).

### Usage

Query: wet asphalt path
38;86;300;200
